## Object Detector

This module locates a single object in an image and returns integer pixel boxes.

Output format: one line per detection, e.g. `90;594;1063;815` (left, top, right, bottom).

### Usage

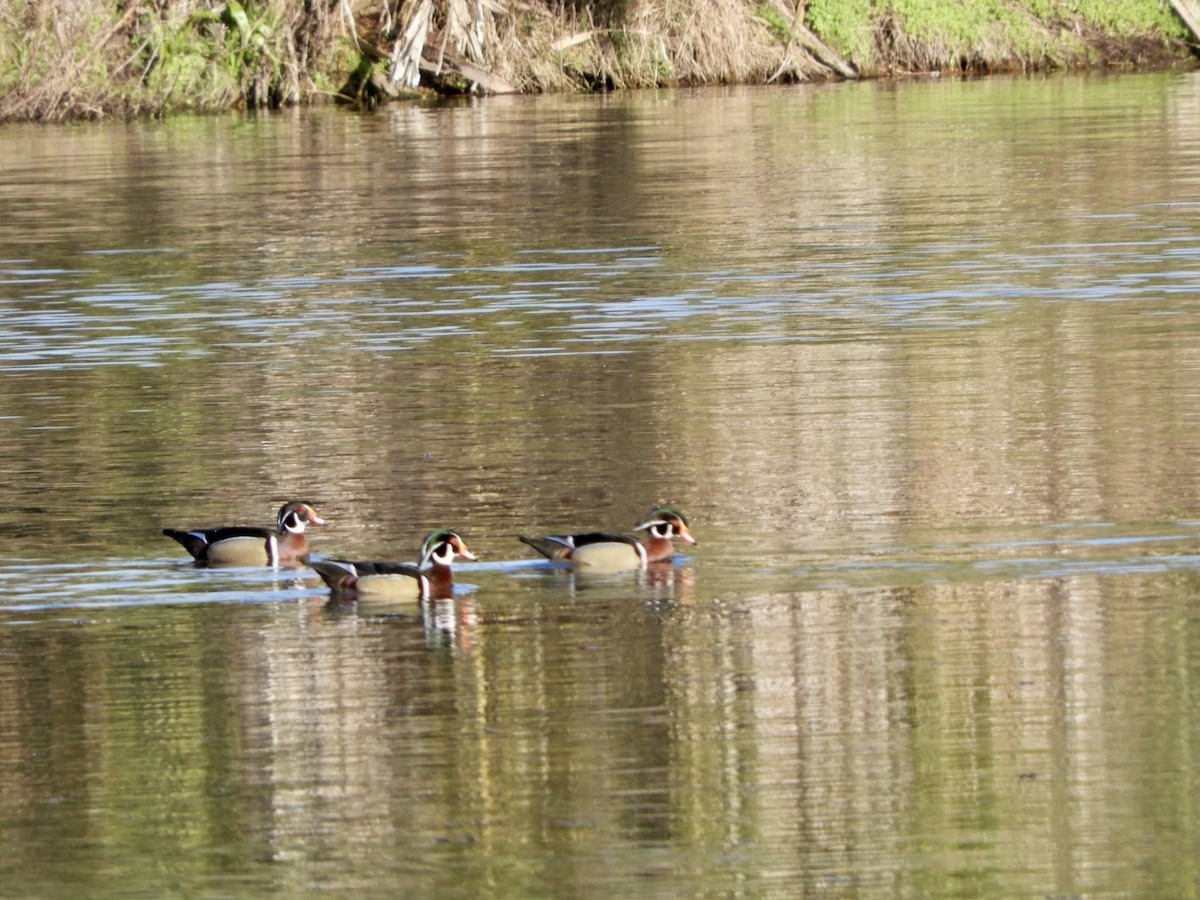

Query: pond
2;71;1200;896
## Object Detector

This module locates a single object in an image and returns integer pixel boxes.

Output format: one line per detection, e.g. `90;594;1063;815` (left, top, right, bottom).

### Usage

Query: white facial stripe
641;521;677;538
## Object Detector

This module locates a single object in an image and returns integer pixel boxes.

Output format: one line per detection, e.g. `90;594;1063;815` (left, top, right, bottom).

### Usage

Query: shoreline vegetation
1;0;1196;123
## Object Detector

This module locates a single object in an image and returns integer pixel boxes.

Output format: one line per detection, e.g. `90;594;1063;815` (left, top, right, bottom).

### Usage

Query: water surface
2;72;1200;896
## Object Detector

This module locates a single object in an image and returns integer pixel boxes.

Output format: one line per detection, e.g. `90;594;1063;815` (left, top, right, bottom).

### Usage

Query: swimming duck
309;529;477;600
163;501;326;566
519;505;696;573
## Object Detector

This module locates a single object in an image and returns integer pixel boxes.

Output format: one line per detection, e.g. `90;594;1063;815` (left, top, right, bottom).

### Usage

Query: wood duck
163;501;326;567
309;529;477;601
519;505;696;573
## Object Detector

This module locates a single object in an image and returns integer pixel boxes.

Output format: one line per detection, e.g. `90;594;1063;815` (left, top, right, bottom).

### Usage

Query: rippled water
2;72;1200;896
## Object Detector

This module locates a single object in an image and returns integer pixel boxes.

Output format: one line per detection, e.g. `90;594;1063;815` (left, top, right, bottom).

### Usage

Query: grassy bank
0;0;1194;122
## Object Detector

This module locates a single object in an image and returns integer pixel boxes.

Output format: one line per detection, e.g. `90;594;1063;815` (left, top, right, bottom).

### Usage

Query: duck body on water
162;501;327;567
309;529;477;601
519;505;697;573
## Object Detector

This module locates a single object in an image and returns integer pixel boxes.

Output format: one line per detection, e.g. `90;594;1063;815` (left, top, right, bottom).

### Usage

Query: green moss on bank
809;0;1191;72
0;0;1193;122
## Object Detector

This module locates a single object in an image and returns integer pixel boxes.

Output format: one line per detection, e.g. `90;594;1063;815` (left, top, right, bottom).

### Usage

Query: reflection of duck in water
519;505;696;573
309;529;476;601
163;501;326;566
423;595;478;654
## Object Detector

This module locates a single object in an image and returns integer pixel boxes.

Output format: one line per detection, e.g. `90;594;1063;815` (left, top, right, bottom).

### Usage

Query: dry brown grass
0;0;140;120
486;0;836;90
0;0;347;121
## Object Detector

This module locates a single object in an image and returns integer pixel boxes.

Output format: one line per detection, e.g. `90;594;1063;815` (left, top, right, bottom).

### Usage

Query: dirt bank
0;0;1194;122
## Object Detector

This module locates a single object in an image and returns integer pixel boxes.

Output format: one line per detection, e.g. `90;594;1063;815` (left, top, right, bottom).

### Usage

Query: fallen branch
1167;0;1200;42
420;49;517;93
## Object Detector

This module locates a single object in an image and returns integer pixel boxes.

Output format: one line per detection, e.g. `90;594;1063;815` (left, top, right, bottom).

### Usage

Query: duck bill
678;524;697;545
